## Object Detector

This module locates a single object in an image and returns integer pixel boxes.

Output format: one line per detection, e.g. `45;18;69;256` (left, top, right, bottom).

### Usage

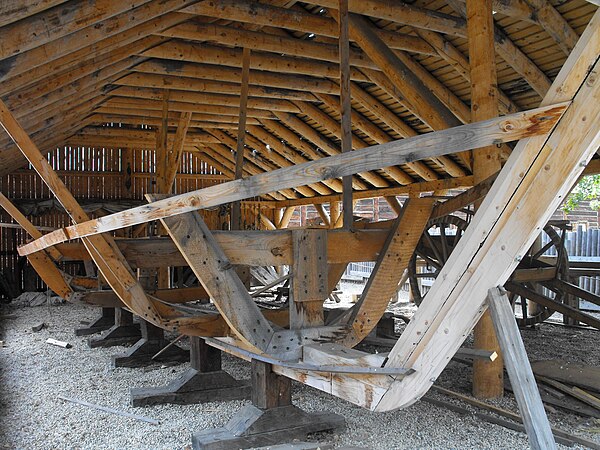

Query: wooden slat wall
0;142;226;296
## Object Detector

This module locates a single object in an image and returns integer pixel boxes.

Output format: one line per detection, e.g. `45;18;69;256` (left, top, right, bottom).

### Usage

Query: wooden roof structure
1;3;600;445
0;0;597;204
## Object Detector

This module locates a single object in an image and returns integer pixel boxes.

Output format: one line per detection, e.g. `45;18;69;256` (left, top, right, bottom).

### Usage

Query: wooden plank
339;198;435;345
537;376;600;411
0;0;148;60
531;360;600;393
378;14;600;412
18;103;568;255
487;287;556;450
0;0;69;29
290;229;328;328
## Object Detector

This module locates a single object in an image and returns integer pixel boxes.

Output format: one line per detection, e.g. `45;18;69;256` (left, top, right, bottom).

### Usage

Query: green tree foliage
562;175;600;213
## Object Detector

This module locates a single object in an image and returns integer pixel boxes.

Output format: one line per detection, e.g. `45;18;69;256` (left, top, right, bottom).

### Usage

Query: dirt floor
1;298;599;449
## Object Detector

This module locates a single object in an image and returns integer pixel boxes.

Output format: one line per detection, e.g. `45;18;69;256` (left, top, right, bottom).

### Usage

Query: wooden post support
231;47;251;230
290;229;328;328
111;268;188;368
74;307;115;336
468;0;504;400
87;307;141;348
338;0;354;229
192;358;345;449
130;336;250;407
487;287;556;450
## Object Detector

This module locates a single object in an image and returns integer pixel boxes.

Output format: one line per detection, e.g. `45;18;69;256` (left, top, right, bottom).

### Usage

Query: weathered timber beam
0;0;69;29
413;28;519;115
103;97;277;119
0;12;189;96
446;0;551;97
141;41;370;82
93;106;263;126
156;20;436;60
111;86;301;112
18;102;568;255
0;0;149;60
114;72;318;102
5;36;165;111
348;17;461;132
337;198;435;345
0;1;196;83
523;0;579;55
131;59;340;95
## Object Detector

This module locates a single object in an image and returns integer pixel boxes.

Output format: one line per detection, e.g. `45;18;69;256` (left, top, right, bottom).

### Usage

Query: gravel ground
1;300;599;449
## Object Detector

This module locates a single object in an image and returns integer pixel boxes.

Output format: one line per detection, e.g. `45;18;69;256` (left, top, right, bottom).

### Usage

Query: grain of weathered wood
487;287;556;450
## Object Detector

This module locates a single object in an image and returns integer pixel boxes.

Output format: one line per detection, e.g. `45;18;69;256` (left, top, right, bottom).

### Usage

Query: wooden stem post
467;0;504;399
339;0;353;229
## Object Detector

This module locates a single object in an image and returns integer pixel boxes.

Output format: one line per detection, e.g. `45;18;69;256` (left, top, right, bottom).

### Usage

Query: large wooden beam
468;0;504;400
18;103;567;255
337;198;434;345
0;0;69;28
141;41;370;82
0;0;196;83
339;0;354;229
157;20;435;61
112;86;301;113
132;59;340;95
114;72;317;102
0;0;148;61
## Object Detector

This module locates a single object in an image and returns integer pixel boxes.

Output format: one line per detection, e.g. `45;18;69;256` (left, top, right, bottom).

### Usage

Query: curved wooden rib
335;197;434;346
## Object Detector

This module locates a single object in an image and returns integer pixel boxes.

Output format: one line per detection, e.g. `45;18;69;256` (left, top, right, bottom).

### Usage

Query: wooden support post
277;206;295;229
290;229;328;328
339;0;354;229
329;201;341;228
487;287;556;450
87;307;141;348
121;148;133;200
231;47;251;231
192;358;344;449
112;268;188;368
468;0;504;400
74;307;115;336
130;336;250;407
